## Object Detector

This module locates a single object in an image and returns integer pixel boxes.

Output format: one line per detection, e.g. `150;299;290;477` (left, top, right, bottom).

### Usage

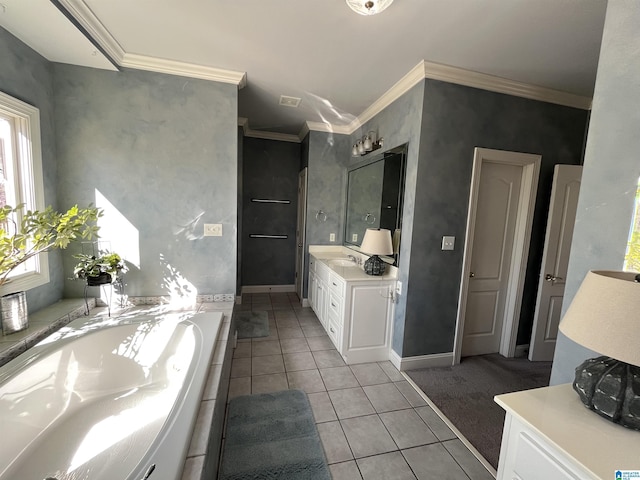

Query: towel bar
249;234;288;239
251;198;290;204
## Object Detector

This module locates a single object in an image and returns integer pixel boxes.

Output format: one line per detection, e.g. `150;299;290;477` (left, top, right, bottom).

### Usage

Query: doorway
528;164;582;361
454;148;541;363
295;168;308;303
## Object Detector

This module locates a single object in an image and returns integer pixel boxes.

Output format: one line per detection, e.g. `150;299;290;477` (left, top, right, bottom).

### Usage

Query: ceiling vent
279;95;301;108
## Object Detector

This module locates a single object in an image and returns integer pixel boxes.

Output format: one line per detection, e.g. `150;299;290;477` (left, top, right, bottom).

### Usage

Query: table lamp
559;270;640;430
360;228;393;276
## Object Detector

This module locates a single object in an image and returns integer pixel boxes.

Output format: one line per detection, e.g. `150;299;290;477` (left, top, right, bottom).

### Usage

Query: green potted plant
73;251;127;286
0;204;102;334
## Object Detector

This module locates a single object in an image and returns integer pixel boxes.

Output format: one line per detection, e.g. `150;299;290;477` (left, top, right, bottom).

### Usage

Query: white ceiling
0;0;607;137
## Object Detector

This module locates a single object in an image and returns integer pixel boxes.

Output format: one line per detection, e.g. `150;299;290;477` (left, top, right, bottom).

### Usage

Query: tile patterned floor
227;292;495;480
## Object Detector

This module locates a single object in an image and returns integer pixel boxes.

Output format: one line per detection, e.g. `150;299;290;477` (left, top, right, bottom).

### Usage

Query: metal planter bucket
1;291;28;335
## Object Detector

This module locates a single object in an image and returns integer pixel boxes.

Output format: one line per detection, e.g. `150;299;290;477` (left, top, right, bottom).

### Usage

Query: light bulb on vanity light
363;135;372;151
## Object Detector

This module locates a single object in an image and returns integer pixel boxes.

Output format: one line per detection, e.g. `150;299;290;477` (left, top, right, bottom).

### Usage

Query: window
0;91;48;293
624;176;640;272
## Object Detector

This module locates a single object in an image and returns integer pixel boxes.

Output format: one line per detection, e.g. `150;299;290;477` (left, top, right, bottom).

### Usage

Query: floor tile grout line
401;372;497;478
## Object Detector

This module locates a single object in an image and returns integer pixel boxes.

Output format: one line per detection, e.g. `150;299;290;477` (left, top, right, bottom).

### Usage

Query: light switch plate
442;236;455;250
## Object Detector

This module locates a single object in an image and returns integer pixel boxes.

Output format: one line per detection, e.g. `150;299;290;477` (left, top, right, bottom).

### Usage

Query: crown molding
349;61;428;133
298;122;310;140
57;0;125;62
238;117;301;143
305;59;592;136
58;0;246;87
305;121;352;136
121;53;246;87
421;60;592;110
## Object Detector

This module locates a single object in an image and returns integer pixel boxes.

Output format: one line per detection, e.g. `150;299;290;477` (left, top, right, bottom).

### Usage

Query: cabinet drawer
511;431;583;480
328;274;345;298
327;293;342;320
327;314;340;347
316;261;330;283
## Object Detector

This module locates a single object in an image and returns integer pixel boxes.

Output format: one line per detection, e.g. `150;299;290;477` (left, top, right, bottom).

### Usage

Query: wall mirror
345;144;407;265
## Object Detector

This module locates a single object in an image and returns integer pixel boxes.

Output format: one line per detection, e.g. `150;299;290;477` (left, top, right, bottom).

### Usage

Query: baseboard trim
241;284;296;294
389;350;455;371
514;344;529;358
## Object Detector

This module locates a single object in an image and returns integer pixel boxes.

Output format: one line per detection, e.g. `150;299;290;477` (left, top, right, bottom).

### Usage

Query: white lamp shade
559;270;640;367
360;228;393;255
345;0;394;15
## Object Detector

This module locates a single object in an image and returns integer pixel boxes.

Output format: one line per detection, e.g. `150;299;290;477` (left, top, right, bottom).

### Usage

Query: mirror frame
344;143;407;266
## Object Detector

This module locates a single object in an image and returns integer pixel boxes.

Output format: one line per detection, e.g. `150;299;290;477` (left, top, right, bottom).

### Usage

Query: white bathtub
0;311;223;480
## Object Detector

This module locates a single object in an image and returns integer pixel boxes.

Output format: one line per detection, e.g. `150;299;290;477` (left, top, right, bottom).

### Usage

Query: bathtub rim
0;310;224;480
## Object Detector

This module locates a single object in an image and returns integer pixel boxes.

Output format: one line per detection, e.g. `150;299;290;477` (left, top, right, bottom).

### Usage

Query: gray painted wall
401;79;588;357
0;27;63;313
551;1;640;384
342;80;587;358
349;83;426;354
241;137;300;286
302;130;351;297
54;65;238;298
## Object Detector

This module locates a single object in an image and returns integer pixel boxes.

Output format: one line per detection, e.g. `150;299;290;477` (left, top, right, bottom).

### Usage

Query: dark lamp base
364;255;386;276
573;355;640;430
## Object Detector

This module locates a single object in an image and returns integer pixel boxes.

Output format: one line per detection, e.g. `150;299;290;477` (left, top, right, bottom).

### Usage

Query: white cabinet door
343;284;393;363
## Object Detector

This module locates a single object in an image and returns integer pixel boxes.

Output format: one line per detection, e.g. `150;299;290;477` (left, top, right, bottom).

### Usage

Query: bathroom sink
329;258;357;267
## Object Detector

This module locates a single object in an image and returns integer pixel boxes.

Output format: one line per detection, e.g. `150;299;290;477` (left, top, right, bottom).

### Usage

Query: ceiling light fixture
346;0;394;15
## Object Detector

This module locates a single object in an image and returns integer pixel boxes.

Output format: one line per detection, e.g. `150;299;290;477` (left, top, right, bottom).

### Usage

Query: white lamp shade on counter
559;270;640;367
360;228;393;256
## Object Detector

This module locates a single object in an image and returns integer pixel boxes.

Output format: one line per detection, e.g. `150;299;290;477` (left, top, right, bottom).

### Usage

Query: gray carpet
219;389;331;480
235;310;269;338
406;354;551;469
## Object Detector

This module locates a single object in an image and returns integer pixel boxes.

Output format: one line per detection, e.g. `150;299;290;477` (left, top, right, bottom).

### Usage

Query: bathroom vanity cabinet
495;384;640;480
309;250;395;364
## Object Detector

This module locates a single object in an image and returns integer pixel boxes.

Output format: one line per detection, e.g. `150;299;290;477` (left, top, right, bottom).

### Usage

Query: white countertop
495;383;640;478
309;246;397;282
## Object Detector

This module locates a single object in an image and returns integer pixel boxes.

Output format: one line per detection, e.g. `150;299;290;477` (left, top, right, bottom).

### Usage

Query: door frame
295;168;308;303
453;148;541;364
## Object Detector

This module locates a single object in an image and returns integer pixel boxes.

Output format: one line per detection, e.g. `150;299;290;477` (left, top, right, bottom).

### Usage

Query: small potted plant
73;251;127;286
0;204;101;334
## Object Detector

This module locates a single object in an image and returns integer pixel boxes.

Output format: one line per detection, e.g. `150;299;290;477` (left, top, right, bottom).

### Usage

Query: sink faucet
347;254;361;265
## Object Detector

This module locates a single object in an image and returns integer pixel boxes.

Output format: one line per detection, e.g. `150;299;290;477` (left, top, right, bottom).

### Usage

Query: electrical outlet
204;223;222;237
352;233;358;242
330;233;335;242
441;235;455;251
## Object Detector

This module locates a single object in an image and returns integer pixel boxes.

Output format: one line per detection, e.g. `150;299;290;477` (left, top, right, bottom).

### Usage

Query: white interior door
528;165;582;361
462;162;523;356
295;168;308;301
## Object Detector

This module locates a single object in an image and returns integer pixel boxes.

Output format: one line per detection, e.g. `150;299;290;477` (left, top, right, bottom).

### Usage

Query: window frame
0;90;48;294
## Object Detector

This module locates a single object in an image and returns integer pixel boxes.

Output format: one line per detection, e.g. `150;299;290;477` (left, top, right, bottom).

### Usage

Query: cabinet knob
469;272;475;278
330;327;335;333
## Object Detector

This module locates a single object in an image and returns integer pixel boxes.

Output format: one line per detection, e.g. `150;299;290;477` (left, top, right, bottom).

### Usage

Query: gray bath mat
219;389;330;480
235;310;269;338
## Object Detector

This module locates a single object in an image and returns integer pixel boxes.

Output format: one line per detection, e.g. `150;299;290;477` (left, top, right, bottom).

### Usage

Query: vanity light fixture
346;0;394;15
352;131;384;157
